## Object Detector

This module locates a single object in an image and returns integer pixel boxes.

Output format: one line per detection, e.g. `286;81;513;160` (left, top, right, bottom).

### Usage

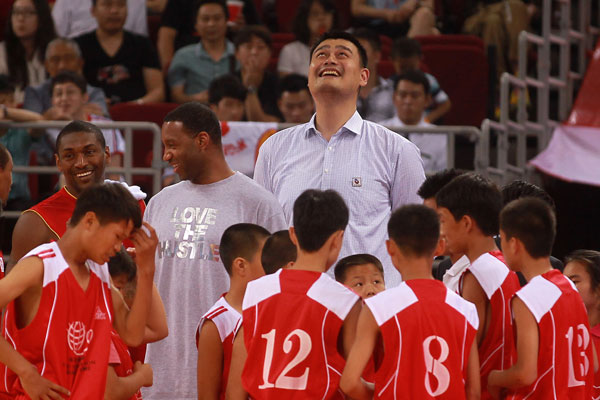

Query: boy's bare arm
342;300;362;358
143;283;168;343
105;362;153;400
113;222;158;346
461;271;488;345
488;297;538;395
225;327;249;400
465;340;481;400
197;321;224;400
340;306;378;400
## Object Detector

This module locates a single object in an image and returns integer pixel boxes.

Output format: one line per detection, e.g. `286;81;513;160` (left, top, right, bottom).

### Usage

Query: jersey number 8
423;335;451;396
259;329;312;390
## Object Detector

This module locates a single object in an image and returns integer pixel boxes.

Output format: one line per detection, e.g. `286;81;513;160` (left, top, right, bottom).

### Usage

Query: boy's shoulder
468;252;518;299
516;270;571;323
199;296;242;343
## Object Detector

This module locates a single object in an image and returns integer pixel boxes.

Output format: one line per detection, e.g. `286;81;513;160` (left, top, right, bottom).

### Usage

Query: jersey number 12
259;329;312;390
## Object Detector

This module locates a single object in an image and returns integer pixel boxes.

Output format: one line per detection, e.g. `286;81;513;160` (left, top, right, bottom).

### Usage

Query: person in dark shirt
74;0;164;104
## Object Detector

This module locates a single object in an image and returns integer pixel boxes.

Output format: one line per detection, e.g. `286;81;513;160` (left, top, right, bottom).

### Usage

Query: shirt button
324;169;329;173
328;146;333;151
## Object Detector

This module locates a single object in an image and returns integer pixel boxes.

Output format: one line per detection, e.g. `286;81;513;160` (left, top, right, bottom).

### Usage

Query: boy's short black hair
220;223;271;275
233;25;272;49
70;183;142;228
417;168;466;200
565;249;600;290
500;197;556;258
261;230;297;275
50;70;87;95
334;253;383;283
164;102;222;146
391;37;422;59
501;180;555;210
393;69;430;95
208;74;247;105
310;31;368;68
436;173;502;236
56;120;106;152
194;0;228;20
0;74;14;94
388;204;440;258
352;28;381;52
293;189;349;252
108;247;137;282
278;73;309;98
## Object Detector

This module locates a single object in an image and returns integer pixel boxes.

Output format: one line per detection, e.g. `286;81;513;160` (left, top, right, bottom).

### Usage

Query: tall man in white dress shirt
254;31;426;286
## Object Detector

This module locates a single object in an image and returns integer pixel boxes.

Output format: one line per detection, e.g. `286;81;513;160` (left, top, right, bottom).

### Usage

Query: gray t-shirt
142;172;286;399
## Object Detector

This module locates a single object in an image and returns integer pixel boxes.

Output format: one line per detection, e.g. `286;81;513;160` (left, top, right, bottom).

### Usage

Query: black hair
391;37;422;60
417;168;466;200
436;173;502;236
208;74;247;105
261;230;297;275
565;249;600;290
293;189;349;252
108;247;137;282
70;183;142;228
388;204;440;258
5;0;56;88
0;143;11;170
278;74;309;98
220;223;270;275
310;30;368;68
50;70;87;95
334;253;383;283
164;102;222;146
501;180;555;210
194;0;229;20
393;69;430;94
56;120;106;153
500;198;556;258
233;25;272;49
0;75;15;94
292;0;338;45
352;27;381;52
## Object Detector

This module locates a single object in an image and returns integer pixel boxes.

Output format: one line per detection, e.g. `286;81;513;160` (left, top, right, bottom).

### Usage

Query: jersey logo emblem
67;321;94;356
352;177;362;187
94;306;107;320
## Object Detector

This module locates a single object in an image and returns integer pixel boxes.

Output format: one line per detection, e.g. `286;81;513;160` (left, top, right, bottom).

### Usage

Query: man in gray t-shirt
142;103;286;400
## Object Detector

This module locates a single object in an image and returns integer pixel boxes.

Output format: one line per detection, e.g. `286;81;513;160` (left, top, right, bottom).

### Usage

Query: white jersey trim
445;289;479;330
516;275;562;323
306;274;359;320
242;270;282;311
365;282;418;326
469;253;509;300
21;242;68;287
198;297;242;343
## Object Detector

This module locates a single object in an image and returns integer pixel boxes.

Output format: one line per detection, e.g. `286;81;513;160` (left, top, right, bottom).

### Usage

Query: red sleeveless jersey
460;252;519;400
241;269;359;400
197;295;242;400
507;269;594;399
591;324;600;398
0;242;114;399
366;279;478;400
110;330;142;400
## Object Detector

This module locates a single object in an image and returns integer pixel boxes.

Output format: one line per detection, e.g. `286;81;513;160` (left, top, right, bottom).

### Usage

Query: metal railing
480;0;599;185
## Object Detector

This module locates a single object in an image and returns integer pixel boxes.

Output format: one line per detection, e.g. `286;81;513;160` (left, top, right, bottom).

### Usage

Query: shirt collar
444;255;470;277
306;110;364;138
196;40;234;59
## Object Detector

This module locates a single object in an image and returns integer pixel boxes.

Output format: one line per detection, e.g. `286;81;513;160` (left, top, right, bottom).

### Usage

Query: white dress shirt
442;254;471;293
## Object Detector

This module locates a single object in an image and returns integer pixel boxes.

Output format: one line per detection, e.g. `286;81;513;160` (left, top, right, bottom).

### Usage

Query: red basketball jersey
0;242;114;399
507;269;594;399
366;279;478;399
197;295;242;400
592;324;600;399
110;330;142;400
460;252;519;399
241;269;359;400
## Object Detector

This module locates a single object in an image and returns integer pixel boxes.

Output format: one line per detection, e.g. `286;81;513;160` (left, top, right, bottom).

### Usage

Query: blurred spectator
74;0;164;104
354;28;395;123
208;73;247;121
277;73;314;123
46;71;124;180
234;25;281;121
381;70;447;173
147;0;168;14
23;38;108;118
277;0;337;77
157;0;260;71
350;0;438;37
0;0;56;104
463;0;529;77
168;0;236;104
52;0;148;38
390;37;451;124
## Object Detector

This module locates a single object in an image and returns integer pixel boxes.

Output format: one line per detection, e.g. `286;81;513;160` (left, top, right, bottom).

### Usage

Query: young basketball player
436;173;520;399
261;230;297;274
226;189;360;400
340;205;480;399
197;223;270;400
488;198;595;398
334;254;385;299
0;183;158;399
